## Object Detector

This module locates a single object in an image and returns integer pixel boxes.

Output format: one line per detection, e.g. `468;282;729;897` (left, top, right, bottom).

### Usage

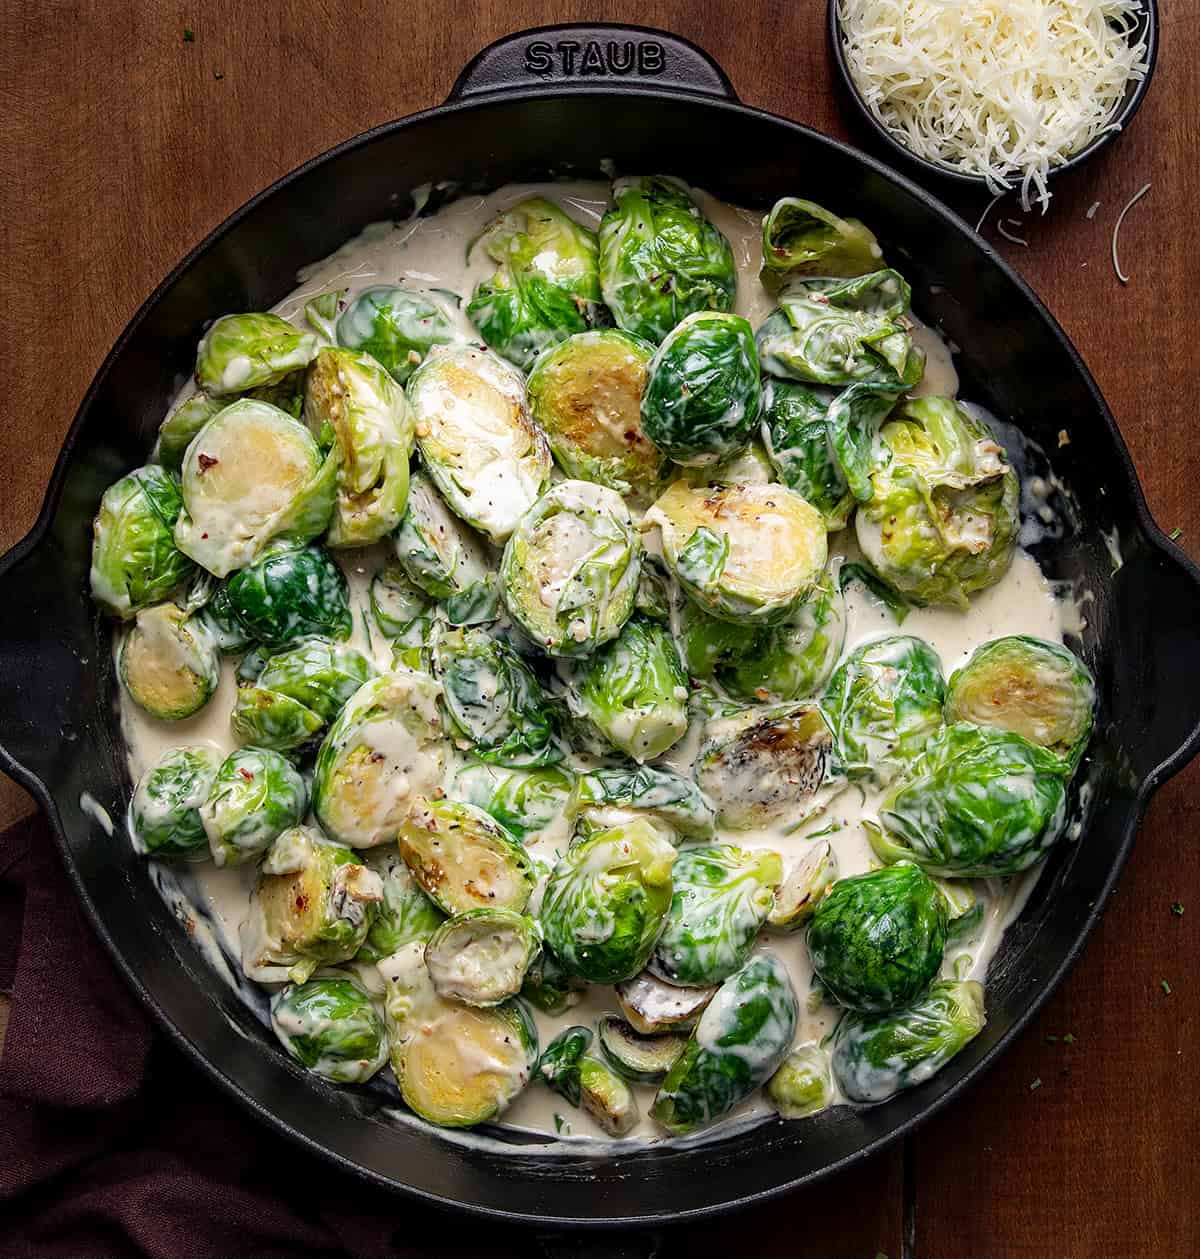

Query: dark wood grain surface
1;2;1197;1254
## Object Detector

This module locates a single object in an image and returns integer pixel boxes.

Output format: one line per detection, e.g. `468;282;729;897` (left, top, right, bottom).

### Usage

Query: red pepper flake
238;768;254;782
197;453;219;472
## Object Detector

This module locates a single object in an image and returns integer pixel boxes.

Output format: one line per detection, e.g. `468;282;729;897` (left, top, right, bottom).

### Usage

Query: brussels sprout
767;840;838;931
337;285;455;383
615;971;717;1035
578;1055;640;1136
399;798;536;915
807;864;949;1013
370;562;433;640
128;745;222;860
522;946;586;1016
598;176;735;344
174;400;336;577
195;312;318;397
687;438;776;488
247;371;306;419
311;671;446;849
696;702;841;829
467;198;603;370
539;820;677;984
764;1044;833;1119
640;311;761;467
537;1024;593;1105
304;347;415;546
820;635;946;781
597;1014;687;1084
759;379;853;528
567;618;687;762
856;398;1020;608
832;979;986;1103
526;329;666;502
436;627;562;768
381;941;537;1127
945;635;1096;767
424;908;541;1006
501;480;642;657
199;747;306;867
270;975;388;1084
119;603;219;720
651;952;798;1136
243;827;383;982
255;638;376;723
646;481;826;625
304;289;346;343
231;685;325;752
196;583;253;651
222;544;351;649
457;763;573;844
90;466;195;619
760;197;882;285
355;847;446;963
568;764;715;842
756;271;925;389
871;723;1069;877
408;345;552;543
157;394;225;473
934;877;981;942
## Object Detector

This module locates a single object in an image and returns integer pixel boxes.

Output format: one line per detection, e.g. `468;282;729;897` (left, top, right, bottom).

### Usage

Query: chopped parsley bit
1029;1077;1042;1091
1172;902;1185;916
1045;1034;1059;1044
1168;527;1183;542
1062;1033;1076;1045
553;1113;564;1134
183;27;195;41
1161;979;1172;995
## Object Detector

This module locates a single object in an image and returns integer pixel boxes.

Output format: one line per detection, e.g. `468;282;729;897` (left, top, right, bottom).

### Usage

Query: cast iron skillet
1;22;1198;1229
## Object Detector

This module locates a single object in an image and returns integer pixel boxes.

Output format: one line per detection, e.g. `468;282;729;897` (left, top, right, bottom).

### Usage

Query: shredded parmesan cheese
997;219;1029;247
837;0;1150;211
1111;182;1150;284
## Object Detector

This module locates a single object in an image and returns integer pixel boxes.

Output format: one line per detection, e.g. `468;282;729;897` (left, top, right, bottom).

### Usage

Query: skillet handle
448;24;738;102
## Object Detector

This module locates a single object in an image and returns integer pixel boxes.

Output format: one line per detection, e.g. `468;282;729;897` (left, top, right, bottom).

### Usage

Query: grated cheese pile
837;0;1150;211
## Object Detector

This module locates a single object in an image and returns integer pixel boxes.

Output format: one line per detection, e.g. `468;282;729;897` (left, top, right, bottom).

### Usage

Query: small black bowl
827;0;1159;198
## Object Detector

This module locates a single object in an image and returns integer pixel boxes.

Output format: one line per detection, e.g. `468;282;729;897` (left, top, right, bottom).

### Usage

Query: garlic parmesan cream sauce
119;181;1075;1146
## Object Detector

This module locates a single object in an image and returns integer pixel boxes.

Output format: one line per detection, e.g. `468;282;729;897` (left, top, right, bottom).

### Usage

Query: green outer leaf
759;379;853;529
195;312;319;397
231;684;324;752
369;563;432;639
356;848;446;962
255;638;376;724
337;285;455;383
200;746;307;867
760;197;882;282
224;545;351;648
128;745;222;860
568;763;715;841
536;1025;593;1107
157;395;225;472
270;975;388;1084
457;762;574;842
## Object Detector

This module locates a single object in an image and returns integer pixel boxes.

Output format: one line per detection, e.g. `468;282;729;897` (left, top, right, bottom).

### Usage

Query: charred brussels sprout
424;908;541;1006
157;394;224;473
128;745;221;860
467;197;603;370
651;844;782;986
568;764;715;842
640;311;761;466
597;1014;687;1084
807;864;949;1013
457;763;573;844
765;1043;833;1119
945;636;1095;767
646;480;826;625
336;285;455;384
174;400;336;577
355;847;446;963
119;603;219;720
651;952;798;1136
578;1055;640;1136
408;345;552;543
871;723;1069;877
598;176;735;344
195;312;319;397
221;544;351;649
760;197;882;286
832;979;986;1103
270;975;388;1084
369;563;432;640
90;466;195;618
199;747;307;867
857;398;1019;608
537;1025;593;1106
616;971;716;1035
767;840;838;931
539;820;677;984
501;480;642;657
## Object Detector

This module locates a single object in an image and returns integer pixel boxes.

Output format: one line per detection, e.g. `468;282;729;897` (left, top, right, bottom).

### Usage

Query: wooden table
2;2;1197;1254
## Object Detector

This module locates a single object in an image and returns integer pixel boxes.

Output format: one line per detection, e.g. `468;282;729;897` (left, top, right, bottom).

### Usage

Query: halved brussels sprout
567;618;688;762
119;603;219;720
522;946;586;1016
337;285;455;384
832;979;986;1103
270;975;388;1084
398;798;536;915
436;627;562;767
538;1025;594;1105
526;329;665;502
856;398;1020;608
91;466;195;619
539;820;677;984
222;544;351;648
501;480;642;656
381;941;537;1128
597;1014;687;1084
157;394;225;473
651;845;782;986
457;763;574;844
255;638;376;723
760;197;882;285
871;723;1069;877
764;1043;833;1119
467;197;602;370
615;971;716;1035
174;400;336;577
355;847;446;963
568;764;716;842
408;345;552;543
760;379;852;528
695;702;842;829
199;747;307;867
304;346;415;546
640;311;761;467
945;635;1096;767
820;635;946;781
231;685;324;752
756;271;925;389
311;670;446;849
578;1055;640;1136
598;176;736;344
195;312;319;397
807;864;949;1013
424;908;541;1006
646;481;826;625
128;745;221;860
767;840;838;931
370;562;432;640
651;952;798;1136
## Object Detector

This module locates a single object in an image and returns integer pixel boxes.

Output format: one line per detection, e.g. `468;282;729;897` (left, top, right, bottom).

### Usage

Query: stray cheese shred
837;0;1150;211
